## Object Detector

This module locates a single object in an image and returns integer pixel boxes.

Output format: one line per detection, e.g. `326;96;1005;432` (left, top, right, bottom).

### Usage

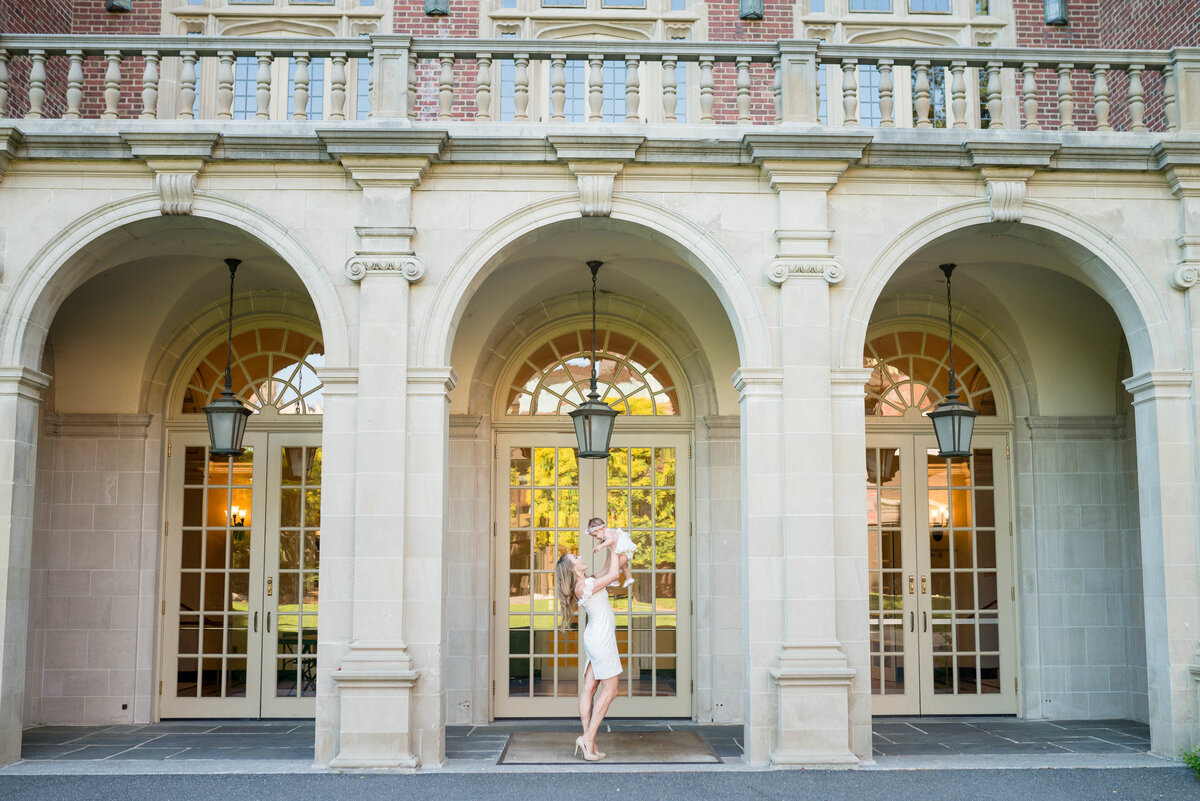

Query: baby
586;516;636;589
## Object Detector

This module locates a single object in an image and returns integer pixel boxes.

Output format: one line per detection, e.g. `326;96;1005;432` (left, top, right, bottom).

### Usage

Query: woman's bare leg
578;664;598;736
583;675;619;749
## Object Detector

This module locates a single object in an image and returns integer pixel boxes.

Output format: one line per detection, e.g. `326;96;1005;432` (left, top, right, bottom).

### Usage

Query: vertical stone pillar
314;368;358;765
1122;372;1200;754
405;367;456;767
0;367;49;764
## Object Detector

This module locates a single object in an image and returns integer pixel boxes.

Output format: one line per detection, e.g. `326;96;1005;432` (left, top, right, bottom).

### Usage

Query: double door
494;433;690;718
867;434;1017;715
160;431;322;718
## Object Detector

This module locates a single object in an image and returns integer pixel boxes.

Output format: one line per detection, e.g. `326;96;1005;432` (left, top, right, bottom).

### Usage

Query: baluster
475;53;492;121
1057;63;1075;131
26;50;47;119
255;52;273;120
625;55;640;122
1092;63;1110;131
330;52;348;120
551;55;566;121
64;50;84;120
1127;64;1146;132
514;54;530;121
950;61;967;128
1163;64;1178;132
772;55;782;124
734;56;751;124
0;50;8;118
587;54;603;122
841;59;859;126
407;52;418;120
878;58;894;127
437;53;454;120
217;51;235;119
1021;62;1039;130
102;51;122;120
662;55;678;123
179;50;198;119
985;61;1003;129
292;52;311;120
913;60;931;128
699;56;715;123
141;51;160;119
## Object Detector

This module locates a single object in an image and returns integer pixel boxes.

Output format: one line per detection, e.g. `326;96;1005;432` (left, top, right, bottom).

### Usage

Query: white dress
579;577;622;680
612;528;636;560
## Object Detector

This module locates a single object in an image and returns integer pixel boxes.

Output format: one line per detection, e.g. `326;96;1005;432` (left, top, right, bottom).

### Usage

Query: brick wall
1;0;73;117
1099;0;1200;129
71;0;162;119
706;0;793;122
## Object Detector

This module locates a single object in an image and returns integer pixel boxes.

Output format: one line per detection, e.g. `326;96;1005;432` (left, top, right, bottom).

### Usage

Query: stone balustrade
0;34;1195;131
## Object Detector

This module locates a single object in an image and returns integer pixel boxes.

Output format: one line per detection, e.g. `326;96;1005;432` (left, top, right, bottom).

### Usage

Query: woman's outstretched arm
589;539;622;590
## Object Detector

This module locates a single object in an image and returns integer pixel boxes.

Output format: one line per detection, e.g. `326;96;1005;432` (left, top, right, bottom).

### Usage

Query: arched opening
857;219;1150;726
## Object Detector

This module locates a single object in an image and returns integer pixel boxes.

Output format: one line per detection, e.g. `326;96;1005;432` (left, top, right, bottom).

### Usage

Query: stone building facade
0;0;1198;770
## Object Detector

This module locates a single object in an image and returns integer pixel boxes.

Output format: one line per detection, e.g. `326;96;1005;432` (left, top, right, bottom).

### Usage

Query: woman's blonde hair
555;553;578;633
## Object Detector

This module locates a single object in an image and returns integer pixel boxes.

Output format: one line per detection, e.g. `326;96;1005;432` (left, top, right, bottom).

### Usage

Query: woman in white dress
555;536;622;761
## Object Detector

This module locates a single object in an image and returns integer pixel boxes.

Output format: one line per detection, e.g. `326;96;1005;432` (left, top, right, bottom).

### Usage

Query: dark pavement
0;768;1194;801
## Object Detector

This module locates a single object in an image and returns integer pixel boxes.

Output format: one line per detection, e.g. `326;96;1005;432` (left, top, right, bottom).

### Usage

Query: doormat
498;730;720;765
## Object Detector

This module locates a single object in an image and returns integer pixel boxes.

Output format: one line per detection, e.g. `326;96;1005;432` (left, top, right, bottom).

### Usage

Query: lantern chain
222;259;241;395
940;263;958;401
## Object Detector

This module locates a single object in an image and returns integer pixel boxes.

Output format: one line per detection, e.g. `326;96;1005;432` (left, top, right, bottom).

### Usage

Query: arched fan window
506;329;679;416
864;331;996;417
182;328;325;415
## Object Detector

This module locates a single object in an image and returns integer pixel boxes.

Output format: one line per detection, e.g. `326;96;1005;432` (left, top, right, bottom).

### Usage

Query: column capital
316;367;359;397
0;367;51;401
345;254;425;283
407;366;458;395
732;367;783;398
767;258;844;285
830;367;874;397
1122;370;1192;404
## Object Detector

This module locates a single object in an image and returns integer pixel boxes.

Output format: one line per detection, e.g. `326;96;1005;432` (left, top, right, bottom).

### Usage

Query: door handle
908;575;915;594
253;611;258;633
920;575;927;595
267;611;272;633
910;611;914;632
922;611;927;633
267;577;273;597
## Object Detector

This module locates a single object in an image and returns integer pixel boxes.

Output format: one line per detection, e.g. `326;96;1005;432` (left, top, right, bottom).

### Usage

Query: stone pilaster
0;367;49;764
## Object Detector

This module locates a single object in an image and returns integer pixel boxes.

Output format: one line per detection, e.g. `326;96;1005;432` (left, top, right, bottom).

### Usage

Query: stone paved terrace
12;718;1153;765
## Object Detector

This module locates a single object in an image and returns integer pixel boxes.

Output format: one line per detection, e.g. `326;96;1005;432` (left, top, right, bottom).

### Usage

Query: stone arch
0;191;349;374
417;194;772;374
468;290;718;421
838;199;1178;377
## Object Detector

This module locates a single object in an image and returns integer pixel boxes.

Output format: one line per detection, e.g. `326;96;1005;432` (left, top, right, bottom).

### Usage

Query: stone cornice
44;413;153;438
547;134;645;162
0;367;52;401
0;126;25;183
317;129;447;161
1122;370;1193;404
120;130;218;159
732;367;784;397
966;139;1060;168
408;366;458;394
315;367;359;396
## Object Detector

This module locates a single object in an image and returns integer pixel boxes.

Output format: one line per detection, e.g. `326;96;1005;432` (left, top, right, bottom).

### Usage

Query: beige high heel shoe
574;736;602;762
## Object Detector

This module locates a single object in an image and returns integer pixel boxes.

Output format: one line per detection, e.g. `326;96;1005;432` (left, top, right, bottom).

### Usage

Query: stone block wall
24;411;161;726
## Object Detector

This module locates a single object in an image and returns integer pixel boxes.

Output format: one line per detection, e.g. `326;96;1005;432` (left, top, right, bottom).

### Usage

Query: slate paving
18;716;1152;764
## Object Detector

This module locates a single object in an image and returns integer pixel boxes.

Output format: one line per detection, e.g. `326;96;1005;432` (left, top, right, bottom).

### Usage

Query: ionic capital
345;254;425;283
767;258;844;285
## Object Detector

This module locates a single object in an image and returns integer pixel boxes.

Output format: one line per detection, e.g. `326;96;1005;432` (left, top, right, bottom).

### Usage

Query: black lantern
204;259;252;459
926;263;977;459
569;261;620;459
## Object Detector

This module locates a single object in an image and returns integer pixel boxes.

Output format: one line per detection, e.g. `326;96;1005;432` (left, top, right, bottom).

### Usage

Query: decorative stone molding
146;158;206;216
44;413;152;439
1122;370;1193;406
732;367;783;398
767;259;844;285
566;161;625;217
408;366;458;395
344;254;425;283
315;367;359;397
449;414;482;439
0;126;23;185
1171;237;1200;290
980;167;1036;223
0;366;52;401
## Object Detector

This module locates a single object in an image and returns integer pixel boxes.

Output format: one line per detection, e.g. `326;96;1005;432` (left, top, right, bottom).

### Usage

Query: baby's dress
579;577;622;680
612;528;637;560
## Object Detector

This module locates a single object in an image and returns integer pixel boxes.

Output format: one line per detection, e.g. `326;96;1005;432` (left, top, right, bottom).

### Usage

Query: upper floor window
848;0;952;12
506;329;679;416
850;0;891;10
182;328;325;416
864;332;996;418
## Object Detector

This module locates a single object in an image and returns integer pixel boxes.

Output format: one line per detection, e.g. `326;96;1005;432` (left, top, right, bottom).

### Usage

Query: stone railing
0;34;1196;131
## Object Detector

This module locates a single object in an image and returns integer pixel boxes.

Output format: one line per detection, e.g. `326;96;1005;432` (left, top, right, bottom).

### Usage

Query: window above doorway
182;327;326;415
864;331;995;417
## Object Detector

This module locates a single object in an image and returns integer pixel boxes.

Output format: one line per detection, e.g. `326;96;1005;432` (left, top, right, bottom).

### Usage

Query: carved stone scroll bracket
345;254;425;283
567;161;624;217
767;258;844;286
146;158;205;216
981;167;1035;223
1171;235;1200;291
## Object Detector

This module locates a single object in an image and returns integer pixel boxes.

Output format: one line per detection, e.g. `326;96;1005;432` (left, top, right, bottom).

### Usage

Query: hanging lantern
569;261;620;459
927;263;977;459
204;259;252;458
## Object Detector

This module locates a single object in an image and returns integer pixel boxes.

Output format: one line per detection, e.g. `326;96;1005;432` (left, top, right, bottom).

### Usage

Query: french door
493;433;690;718
160;430;322;718
867;433;1017;715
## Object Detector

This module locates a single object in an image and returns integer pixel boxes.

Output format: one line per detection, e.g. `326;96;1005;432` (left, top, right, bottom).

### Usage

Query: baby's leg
619;554;633;583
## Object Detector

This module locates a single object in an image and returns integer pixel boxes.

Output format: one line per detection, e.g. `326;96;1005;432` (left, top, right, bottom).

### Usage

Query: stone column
404;367;456;767
1123;371;1200;754
314;367;358;765
0;367;49;764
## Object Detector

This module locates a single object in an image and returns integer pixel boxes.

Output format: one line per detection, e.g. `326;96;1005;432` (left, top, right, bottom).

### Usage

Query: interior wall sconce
105;0;133;11
1044;0;1068;25
425;0;451;16
739;0;765;20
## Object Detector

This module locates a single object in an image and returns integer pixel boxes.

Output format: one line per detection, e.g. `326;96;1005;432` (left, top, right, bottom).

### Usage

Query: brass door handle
908;575;915;594
921;575;928;595
267;577;273;597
